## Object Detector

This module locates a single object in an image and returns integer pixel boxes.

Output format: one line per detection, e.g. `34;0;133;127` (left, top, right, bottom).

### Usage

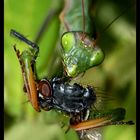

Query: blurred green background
4;0;136;140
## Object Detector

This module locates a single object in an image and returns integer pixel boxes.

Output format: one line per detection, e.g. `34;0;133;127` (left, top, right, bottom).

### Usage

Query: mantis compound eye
61;32;75;53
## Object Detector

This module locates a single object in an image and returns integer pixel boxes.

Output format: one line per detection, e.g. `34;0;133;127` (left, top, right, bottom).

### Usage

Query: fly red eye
38;79;52;98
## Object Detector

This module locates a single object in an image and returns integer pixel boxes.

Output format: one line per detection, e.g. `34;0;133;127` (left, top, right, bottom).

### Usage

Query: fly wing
78;129;102;140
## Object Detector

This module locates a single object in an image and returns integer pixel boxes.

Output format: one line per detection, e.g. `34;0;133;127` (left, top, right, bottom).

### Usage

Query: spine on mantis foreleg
59;0;104;77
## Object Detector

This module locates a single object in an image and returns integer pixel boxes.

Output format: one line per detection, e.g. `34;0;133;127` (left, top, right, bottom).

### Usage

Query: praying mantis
5;1;136;140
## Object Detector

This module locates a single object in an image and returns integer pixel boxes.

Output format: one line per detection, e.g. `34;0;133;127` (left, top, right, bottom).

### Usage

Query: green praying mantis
10;0;135;139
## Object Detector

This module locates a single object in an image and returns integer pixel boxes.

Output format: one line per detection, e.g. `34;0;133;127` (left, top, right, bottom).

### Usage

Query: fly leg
70;109;89;125
63;110;89;134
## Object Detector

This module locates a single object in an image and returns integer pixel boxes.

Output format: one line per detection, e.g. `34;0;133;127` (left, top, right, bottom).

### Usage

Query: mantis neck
59;0;95;37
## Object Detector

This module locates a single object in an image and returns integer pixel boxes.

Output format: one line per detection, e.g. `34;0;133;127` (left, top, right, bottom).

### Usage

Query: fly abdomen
52;80;96;114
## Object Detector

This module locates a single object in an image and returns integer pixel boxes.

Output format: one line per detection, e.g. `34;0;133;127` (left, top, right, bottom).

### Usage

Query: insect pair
10;27;134;133
10;0;135;139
